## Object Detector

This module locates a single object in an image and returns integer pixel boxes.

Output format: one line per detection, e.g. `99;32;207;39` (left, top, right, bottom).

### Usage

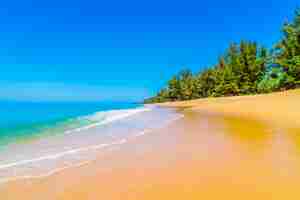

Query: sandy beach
1;89;300;199
158;89;300;129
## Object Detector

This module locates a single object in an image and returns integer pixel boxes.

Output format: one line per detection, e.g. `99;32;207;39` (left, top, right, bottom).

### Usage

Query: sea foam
64;107;151;134
0;106;182;184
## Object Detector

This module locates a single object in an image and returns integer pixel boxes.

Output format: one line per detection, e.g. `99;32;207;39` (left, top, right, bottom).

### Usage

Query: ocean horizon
0;100;142;147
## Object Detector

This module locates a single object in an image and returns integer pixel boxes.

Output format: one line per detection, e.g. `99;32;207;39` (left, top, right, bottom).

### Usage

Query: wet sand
1;90;300;199
158;89;300;128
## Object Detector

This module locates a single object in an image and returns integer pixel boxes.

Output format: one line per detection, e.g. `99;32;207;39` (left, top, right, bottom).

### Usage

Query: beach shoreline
156;89;300;129
0;106;181;184
1;90;300;199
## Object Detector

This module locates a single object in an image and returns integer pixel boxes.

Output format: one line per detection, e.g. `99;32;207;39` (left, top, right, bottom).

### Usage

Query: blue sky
0;0;298;102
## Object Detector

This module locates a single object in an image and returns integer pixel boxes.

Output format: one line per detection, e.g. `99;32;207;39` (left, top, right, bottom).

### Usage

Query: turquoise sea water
0;101;141;146
0;103;182;183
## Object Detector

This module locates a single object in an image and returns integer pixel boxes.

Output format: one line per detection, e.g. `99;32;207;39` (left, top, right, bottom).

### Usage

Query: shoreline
0;106;181;185
0;114;184;185
156;89;300;129
2;90;300;199
0;105;149;148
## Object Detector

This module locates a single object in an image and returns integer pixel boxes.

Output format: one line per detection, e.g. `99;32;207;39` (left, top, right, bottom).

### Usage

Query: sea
0;101;142;146
0;101;182;183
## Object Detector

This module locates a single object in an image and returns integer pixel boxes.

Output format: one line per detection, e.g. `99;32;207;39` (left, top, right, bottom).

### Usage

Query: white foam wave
0;129;153;184
0;160;92;184
0;110;184;185
0;139;127;171
65;107;151;134
0;113;183;172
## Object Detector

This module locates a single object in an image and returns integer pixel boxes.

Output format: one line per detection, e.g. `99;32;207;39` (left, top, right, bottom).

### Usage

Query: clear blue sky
0;0;298;102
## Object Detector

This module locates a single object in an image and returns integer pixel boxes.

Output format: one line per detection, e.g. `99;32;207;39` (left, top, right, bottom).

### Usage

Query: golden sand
158;89;300;129
1;89;300;199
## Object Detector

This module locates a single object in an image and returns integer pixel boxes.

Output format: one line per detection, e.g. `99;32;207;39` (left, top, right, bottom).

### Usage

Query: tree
274;9;300;88
144;41;268;103
143;8;300;104
177;69;196;100
194;68;218;98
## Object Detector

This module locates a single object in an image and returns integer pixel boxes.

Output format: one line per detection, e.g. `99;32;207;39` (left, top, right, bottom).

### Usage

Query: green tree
274;9;300;88
144;8;300;104
194;68;218;98
177;69;196;100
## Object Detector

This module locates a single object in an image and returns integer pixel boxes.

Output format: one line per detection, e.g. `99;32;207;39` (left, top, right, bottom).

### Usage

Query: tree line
144;9;300;103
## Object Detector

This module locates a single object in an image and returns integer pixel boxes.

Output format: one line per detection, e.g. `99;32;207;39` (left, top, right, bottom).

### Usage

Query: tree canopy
144;9;300;103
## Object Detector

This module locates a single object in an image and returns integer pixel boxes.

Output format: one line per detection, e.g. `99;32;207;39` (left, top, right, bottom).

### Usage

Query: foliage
257;67;286;93
144;9;300;103
274;9;300;88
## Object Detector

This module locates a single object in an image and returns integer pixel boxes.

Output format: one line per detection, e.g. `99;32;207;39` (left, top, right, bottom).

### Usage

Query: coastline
156;89;300;129
2;90;300;199
0;106;182;184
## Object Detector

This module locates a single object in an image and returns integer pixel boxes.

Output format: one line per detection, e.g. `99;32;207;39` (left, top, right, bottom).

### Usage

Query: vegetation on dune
144;9;300;103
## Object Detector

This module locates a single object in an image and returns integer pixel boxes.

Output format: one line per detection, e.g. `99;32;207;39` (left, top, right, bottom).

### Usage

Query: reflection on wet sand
2;110;300;199
214;114;274;153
